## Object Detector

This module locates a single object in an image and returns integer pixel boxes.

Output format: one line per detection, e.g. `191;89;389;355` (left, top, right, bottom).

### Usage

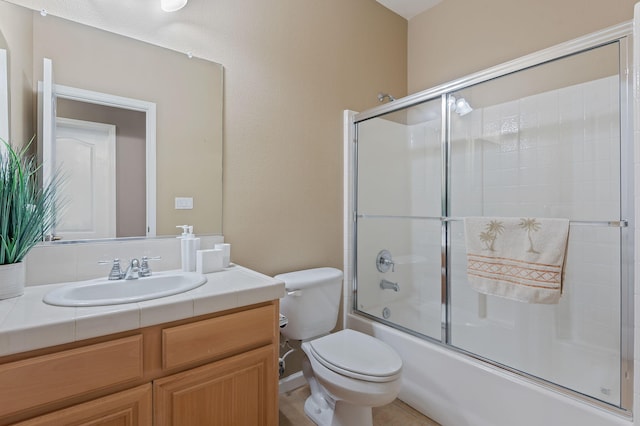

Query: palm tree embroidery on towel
519;218;541;254
478;220;504;251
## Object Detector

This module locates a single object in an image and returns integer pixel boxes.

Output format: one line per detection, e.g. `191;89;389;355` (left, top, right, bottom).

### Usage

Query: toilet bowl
277;268;403;426
301;329;402;425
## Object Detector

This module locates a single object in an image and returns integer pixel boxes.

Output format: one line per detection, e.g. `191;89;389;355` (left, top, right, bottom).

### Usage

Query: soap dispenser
176;225;200;272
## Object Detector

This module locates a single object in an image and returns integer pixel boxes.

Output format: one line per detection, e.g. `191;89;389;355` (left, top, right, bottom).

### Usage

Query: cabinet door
15;384;152;426
154;345;277;426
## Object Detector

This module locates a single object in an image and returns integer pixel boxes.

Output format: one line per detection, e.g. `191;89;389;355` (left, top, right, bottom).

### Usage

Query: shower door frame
350;21;634;415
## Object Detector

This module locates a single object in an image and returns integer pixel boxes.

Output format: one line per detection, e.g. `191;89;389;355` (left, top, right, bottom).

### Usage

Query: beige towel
463;217;569;304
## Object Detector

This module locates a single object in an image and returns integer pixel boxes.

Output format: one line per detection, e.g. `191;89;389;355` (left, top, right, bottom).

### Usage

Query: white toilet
277;267;402;426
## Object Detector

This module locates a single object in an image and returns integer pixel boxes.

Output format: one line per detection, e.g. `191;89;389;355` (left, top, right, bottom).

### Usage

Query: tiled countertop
0;265;285;357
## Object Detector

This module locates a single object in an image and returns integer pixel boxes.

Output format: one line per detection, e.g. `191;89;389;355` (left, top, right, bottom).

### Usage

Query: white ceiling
376;0;443;20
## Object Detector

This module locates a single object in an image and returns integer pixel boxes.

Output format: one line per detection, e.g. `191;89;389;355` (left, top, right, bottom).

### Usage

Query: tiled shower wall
449;75;621;352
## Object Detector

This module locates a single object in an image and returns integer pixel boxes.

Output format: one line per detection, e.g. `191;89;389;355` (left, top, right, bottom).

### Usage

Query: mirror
0;0;223;240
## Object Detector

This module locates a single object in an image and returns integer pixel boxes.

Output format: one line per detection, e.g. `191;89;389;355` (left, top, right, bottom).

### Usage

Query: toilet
277;267;402;426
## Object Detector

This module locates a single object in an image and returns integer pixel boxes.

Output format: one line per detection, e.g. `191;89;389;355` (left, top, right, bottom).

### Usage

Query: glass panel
448;43;622;405
450;43;620;220
357;99;442;218
356;98;442;341
356;218;442;339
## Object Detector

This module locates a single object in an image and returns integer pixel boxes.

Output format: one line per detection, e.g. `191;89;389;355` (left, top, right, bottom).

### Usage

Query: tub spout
380;279;399;292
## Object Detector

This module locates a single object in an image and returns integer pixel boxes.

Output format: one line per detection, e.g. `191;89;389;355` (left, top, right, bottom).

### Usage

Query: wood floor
279;385;440;426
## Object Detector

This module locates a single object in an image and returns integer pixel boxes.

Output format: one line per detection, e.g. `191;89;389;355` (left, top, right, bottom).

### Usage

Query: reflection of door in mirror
0;49;8;145
56;98;148;239
55;117;116;240
39;57;156;240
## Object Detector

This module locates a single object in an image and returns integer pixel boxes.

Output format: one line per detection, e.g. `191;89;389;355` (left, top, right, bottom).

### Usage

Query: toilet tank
276;267;343;341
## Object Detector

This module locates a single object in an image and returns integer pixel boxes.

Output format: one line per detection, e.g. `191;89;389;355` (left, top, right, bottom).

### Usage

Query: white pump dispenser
176;225;200;272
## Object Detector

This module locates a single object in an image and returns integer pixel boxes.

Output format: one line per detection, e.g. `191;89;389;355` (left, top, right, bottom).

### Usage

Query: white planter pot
0;262;25;300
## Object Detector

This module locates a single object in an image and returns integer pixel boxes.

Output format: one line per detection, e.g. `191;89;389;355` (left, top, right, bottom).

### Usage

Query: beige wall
408;0;637;93
219;1;407;275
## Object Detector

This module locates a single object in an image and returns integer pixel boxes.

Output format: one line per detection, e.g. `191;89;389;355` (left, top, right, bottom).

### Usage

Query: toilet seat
308;329;402;383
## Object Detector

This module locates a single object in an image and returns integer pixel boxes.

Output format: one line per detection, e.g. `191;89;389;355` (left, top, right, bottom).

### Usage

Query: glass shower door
355;99;443;340
447;42;626;406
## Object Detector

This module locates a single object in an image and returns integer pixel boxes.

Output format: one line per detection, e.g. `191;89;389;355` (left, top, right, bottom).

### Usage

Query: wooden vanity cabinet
0;301;279;426
13;385;152;426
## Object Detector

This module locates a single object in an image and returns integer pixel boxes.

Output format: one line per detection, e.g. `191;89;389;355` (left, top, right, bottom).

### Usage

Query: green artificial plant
0;139;61;265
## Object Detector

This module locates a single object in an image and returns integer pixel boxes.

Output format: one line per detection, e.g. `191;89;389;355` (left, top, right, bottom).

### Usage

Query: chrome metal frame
618;33;635;412
355;22;632;124
351;21;634;416
441;93;451;344
356;215;628;228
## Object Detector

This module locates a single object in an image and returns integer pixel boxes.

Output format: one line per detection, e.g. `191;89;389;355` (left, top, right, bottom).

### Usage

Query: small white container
196;249;224;274
177;225;200;272
214;243;231;267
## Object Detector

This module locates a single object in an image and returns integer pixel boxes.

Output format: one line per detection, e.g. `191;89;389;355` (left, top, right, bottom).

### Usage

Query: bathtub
347;311;630;426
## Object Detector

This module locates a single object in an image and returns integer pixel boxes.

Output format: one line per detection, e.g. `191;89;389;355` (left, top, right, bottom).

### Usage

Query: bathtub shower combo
345;22;635;425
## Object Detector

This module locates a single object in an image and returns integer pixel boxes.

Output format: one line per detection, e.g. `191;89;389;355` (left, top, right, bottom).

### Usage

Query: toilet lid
308;329;402;383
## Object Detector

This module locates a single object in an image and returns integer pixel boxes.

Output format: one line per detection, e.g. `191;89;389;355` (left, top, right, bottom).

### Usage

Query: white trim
343;110;356;330
278;371;306;394
41;58;54;189
0;49;8;147
54;84;157;237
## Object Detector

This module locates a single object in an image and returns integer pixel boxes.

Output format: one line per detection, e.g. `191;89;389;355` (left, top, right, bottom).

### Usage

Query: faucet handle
376;250;395;273
139;256;161;277
98;258;124;280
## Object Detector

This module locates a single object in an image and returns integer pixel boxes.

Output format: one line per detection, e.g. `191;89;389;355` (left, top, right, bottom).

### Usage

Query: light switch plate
175;197;193;209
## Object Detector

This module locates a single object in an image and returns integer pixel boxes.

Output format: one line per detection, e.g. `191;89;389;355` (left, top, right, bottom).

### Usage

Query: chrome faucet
124;258;141;280
100;256;161;280
380;279;399;292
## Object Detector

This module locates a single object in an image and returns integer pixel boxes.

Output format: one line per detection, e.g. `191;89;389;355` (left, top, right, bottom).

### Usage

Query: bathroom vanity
0;265;284;425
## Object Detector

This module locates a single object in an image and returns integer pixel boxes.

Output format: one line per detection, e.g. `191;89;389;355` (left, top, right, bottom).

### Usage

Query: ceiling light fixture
161;0;187;12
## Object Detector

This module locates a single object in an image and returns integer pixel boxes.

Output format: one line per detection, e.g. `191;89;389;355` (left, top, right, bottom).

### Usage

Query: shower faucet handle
376;249;395;273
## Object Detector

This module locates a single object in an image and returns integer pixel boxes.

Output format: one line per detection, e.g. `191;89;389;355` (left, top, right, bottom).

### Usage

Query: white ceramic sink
43;271;207;307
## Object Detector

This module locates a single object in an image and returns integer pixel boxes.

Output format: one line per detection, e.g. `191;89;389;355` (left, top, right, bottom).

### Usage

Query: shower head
449;96;473;116
378;93;396;103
